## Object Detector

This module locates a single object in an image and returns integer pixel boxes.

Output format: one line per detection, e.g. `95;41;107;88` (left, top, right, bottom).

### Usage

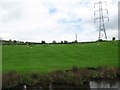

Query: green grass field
2;41;118;73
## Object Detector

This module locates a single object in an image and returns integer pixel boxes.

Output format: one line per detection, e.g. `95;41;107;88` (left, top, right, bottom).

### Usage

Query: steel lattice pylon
94;1;109;40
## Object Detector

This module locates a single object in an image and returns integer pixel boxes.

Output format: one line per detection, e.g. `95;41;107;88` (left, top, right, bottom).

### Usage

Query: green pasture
2;41;118;73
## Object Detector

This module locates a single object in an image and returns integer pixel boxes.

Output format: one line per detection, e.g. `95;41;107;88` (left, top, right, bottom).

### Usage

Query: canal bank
2;67;120;89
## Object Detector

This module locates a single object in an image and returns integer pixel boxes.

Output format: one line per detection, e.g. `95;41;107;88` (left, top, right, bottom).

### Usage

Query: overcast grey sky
0;0;119;42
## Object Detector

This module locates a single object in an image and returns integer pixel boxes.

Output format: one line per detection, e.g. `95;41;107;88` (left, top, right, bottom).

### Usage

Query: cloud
0;0;119;42
48;7;57;14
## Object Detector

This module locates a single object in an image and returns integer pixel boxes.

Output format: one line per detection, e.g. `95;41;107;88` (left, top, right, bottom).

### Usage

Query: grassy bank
2;41;118;73
2;67;120;89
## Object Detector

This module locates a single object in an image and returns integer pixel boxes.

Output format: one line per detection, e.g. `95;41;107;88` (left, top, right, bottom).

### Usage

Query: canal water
90;80;120;89
2;80;120;90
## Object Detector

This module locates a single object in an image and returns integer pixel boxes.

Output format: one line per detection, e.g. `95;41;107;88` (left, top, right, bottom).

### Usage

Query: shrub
21;72;50;88
49;70;66;84
2;67;119;88
72;66;80;73
90;70;100;79
2;71;21;89
49;67;92;86
97;67;118;79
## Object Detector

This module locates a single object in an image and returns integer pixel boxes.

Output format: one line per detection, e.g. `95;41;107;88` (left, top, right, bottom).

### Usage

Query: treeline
1;39;79;45
1;37;118;45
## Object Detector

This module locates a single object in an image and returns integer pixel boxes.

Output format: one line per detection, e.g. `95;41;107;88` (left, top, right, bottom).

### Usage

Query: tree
112;37;116;41
98;39;103;42
8;39;12;45
61;41;63;44
74;40;78;43
64;40;68;44
13;40;17;44
52;40;57;44
41;40;46;44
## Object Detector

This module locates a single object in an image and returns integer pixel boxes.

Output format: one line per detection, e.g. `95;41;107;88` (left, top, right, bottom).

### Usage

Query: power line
94;1;109;40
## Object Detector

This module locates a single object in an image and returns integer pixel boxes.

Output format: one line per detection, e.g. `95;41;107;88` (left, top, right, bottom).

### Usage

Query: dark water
2;80;120;90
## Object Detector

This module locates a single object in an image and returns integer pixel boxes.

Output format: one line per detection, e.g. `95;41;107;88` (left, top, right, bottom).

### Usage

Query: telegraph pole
75;34;77;42
94;1;109;40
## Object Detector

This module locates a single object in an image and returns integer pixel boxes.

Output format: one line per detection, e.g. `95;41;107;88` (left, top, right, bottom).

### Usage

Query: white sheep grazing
26;46;29;48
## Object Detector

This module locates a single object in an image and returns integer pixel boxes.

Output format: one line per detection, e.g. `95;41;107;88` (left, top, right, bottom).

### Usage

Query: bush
98;67;118;79
21;72;50;88
2;67;120;88
2;71;21;89
49;67;91;86
49;70;66;84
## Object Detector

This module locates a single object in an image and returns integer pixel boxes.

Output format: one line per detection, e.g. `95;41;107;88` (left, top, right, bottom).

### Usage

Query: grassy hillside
2;41;118;73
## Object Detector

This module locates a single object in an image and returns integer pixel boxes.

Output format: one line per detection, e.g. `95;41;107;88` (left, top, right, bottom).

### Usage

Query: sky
0;0;119;43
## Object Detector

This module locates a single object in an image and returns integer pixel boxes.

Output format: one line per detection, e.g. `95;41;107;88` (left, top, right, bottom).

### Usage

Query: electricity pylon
94;1;109;40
